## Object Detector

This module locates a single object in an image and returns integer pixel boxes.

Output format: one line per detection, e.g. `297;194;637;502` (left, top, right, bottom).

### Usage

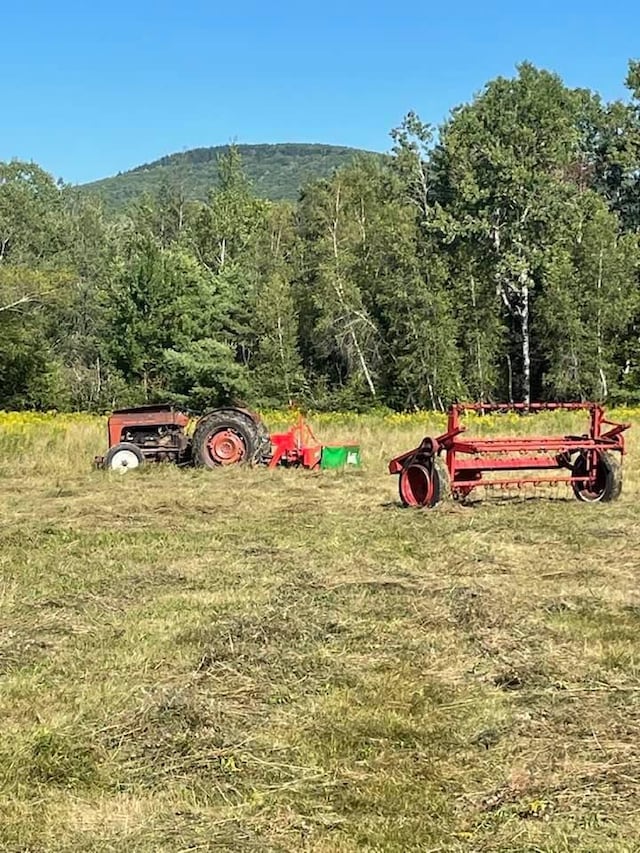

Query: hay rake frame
389;402;630;507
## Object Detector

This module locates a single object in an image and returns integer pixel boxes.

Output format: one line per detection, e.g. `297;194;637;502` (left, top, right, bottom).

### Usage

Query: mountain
80;143;379;209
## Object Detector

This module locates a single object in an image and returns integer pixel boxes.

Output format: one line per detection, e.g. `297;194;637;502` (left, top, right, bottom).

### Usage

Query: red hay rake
389;402;630;507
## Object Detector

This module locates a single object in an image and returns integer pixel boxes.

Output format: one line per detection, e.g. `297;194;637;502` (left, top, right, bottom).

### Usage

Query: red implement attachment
268;415;323;469
389;402;630;507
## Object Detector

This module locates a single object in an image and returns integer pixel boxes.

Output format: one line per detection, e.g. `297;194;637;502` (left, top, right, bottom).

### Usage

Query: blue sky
2;0;638;185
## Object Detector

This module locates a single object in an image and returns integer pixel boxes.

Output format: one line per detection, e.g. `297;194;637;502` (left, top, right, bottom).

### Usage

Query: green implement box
320;445;362;469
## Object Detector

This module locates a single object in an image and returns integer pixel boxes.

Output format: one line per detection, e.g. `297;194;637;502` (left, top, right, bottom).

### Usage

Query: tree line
1;62;639;412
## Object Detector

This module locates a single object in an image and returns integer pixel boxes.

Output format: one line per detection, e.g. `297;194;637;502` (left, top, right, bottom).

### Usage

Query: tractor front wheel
192;410;266;469
104;442;145;473
571;451;622;503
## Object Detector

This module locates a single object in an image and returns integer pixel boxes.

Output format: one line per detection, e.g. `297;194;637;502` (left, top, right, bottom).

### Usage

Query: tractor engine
120;424;191;461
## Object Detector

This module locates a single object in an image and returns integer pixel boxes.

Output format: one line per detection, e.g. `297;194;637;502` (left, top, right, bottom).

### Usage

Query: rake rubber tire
571;451;622;503
192;409;265;469
433;455;451;503
398;455;450;508
104;442;144;472
254;419;272;465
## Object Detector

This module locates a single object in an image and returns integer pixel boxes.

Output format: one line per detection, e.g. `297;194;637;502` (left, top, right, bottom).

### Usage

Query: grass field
1;409;639;852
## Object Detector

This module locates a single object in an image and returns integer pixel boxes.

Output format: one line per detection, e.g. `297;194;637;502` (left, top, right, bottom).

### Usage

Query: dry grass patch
0;411;639;850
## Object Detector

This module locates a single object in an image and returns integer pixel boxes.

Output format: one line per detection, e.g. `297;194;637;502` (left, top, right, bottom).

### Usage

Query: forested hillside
81;143;375;209
2;61;640;413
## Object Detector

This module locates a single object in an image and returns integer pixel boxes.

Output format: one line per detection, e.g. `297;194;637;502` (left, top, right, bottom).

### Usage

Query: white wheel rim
109;449;141;472
577;489;604;503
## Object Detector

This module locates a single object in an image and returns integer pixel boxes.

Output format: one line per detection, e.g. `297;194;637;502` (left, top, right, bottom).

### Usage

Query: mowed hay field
1;409;640;853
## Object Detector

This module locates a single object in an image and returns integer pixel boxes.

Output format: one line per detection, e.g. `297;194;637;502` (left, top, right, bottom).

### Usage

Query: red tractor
96;405;271;471
96;404;360;472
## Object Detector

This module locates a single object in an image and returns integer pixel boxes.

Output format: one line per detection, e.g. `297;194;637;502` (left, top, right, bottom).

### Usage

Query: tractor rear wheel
104;442;145;473
399;455;450;508
571;451;622;503
192;409;267;469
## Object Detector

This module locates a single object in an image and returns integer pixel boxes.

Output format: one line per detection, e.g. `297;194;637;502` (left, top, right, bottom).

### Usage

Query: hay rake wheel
398;456;450;508
571;451;622;503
